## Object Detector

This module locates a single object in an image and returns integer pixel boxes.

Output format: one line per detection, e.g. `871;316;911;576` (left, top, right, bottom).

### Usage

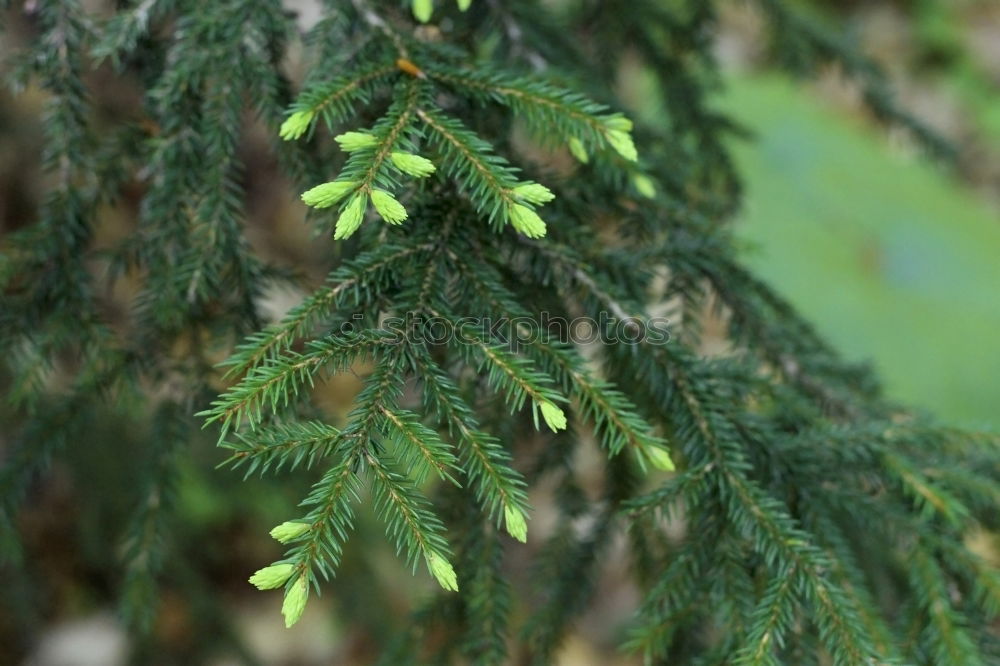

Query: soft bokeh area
718;0;1000;429
723;3;1000;429
730;72;1000;429
1;1;998;664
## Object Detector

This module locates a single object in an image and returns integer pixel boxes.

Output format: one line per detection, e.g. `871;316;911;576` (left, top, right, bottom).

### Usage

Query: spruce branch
285;445;365;584
543;244;882;663
120;400;187;636
455;521;510;665
380;405;461;485
349;78;424;194
441;311;566;421
452;254;666;461
202;330;392;435
909;547;983;666
220;420;344;477
221;242;432;376
415;106;523;228
280;62;397;139
409;345;530;531
426;66;638;160
737;570;799;666
5;1;999;660
365;447;456;580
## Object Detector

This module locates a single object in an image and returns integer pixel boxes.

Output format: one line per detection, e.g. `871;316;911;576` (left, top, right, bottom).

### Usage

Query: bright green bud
457;0;472;10
370;189;408;225
249;563;294;590
300;180;356;209
509;204;547;238
334;131;378;152
282;575;309;628
632;173;656;199
645;445;675;471
427;551;459;592
603;115;634;132
607;129;638;162
513;182;555;205
504;505;528;543
279;110;314;141
269;521;310;544
539;400;567;432
334;193;367;240
412;0;433;22
391;151;436;178
568;136;589;164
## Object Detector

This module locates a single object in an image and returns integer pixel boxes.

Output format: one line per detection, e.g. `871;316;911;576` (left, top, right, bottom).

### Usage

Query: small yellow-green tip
279;110;314;141
607;129;638;162
269;521;310;544
412;0;433;22
300;180;356;209
282;575;309;628
509;203;547;238
427;552;459;592
632;173;657;199
370;189;408;225
513;182;555;205
249;563;294;590
568;137;589;164
646;445;675;471
539;401;567;432
334;131;378;152
391;151;436;178
504;505;528;542
334;193;367;240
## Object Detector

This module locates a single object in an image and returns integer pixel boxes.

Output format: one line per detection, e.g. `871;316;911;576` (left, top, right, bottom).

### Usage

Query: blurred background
716;0;1000;432
1;0;998;664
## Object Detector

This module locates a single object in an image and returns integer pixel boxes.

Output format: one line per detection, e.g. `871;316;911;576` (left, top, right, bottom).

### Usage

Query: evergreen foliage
1;0;998;663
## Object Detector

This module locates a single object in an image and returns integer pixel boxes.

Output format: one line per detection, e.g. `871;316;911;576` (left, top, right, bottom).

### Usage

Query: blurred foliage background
715;0;1000;431
1;0;998;664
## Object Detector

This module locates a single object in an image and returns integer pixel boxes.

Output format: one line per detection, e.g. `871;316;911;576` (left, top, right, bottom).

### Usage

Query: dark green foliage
1;0;998;664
